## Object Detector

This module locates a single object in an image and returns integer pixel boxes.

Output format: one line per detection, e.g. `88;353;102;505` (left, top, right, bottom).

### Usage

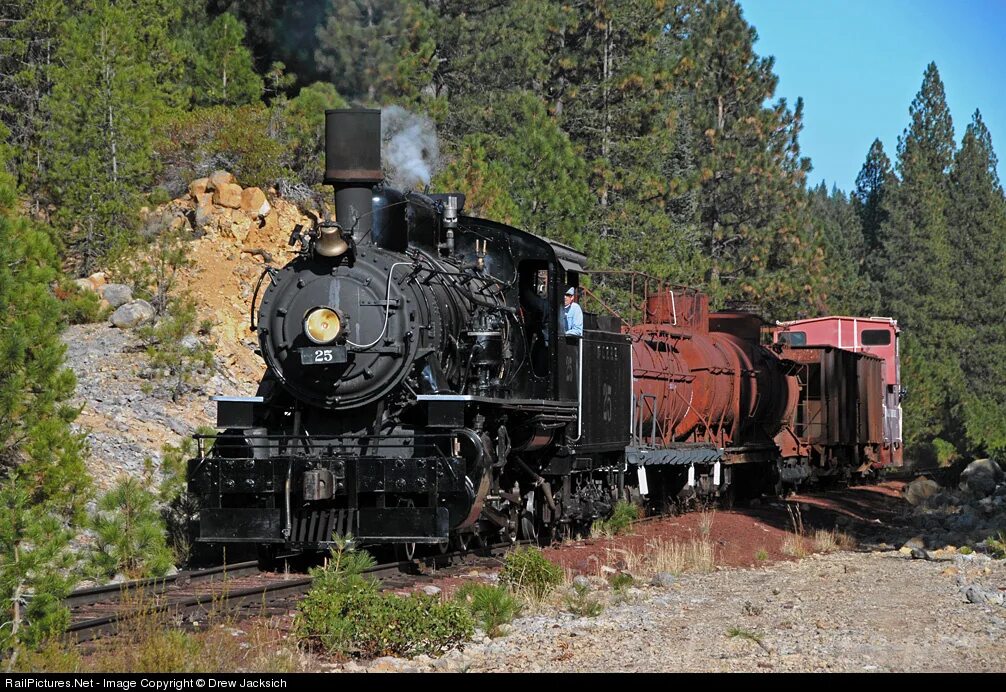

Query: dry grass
780;503;856;558
614;536;717;578
21;618;305;674
697;510;716;539
781;533;809;558
811;528;856;553
21;580;306;673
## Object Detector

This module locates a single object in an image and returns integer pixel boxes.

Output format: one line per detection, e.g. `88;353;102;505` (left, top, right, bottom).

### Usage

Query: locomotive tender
187;109;903;555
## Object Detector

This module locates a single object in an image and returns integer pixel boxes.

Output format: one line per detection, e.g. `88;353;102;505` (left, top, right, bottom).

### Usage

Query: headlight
304;307;342;344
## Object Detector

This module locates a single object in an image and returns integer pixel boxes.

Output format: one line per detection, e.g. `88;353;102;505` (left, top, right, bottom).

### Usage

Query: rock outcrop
110;299;155;329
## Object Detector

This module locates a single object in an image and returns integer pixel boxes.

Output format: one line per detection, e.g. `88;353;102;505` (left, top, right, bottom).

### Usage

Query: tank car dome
257;246;420;409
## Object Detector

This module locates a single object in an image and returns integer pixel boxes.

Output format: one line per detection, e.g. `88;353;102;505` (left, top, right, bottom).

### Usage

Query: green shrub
296;542;473;658
56;279;109;324
563;582;603;617
278;82;347;185
89;476;175;581
10;639;83;673
593;500;639;537
138;297;215;402
157;435;209;566
454;582;522;638
609;572;634;592
986;532;1006;559
498;546;563;601
932;437;959;468
147;187;172;206
156;105;288;193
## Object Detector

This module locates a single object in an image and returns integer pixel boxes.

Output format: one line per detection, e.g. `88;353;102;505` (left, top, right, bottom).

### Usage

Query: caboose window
778;331;806;346
861;329;891;346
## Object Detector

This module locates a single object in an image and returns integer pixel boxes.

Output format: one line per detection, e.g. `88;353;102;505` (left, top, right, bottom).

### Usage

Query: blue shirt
564;301;583;337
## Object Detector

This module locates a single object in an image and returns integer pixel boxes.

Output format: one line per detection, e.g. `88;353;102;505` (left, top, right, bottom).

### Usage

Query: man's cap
565;287;576;296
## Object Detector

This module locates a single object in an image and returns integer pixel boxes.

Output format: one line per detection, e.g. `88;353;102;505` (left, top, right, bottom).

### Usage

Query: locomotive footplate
192;453;467;546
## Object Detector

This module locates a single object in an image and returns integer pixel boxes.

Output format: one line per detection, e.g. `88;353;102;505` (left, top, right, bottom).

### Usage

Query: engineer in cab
564;287;583;337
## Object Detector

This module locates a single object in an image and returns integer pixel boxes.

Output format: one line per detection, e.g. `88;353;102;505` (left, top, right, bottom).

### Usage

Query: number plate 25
300;345;348;365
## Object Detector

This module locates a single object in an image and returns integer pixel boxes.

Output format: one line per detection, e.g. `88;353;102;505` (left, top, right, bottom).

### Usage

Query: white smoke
381;106;440;190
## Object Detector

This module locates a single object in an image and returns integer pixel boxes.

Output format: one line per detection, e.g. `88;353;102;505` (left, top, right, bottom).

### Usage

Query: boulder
240;187;271;217
421;585;441;596
74;277;97;293
194;191;214;228
961;458;1003;497
962;584;1005;606
168;214;190;232
651;572;677;588
180;334;200;351
208;170;235;190
904;476;941;506
100;283;133;308
110;300;155;329
948;510;978;533
189;177;210;198
213;182;243;209
228;217;254;244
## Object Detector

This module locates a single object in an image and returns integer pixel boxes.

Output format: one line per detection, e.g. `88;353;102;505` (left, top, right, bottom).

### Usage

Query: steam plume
381;106;440;190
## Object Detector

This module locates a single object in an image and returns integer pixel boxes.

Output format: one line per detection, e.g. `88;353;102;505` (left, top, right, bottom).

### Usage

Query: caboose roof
775;315;900;332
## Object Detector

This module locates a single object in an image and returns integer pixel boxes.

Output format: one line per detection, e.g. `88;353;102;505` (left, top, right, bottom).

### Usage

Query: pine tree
810;183;873;316
206;0;329;88
42;0;183;272
434;92;594;252
185;12;263;106
674;0;820;317
0;0;75;197
853;138;895;257
555;1;701;298
877;62;962;447
0;127;90;658
314;0;438;106
89;476;174;580
949;110;1006;452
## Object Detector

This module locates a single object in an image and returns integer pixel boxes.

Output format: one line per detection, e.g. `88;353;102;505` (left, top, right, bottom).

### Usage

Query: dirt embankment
66;179;313;489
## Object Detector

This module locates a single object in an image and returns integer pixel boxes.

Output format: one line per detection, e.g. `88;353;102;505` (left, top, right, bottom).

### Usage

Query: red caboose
773;317;903;470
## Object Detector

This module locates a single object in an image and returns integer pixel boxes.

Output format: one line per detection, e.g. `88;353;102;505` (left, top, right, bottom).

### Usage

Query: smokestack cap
324;109;383;185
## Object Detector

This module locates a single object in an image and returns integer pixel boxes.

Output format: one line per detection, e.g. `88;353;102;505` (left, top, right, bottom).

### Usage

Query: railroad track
65;543;523;644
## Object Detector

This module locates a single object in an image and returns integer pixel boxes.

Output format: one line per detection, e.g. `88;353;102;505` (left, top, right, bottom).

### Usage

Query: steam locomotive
186;109;904;557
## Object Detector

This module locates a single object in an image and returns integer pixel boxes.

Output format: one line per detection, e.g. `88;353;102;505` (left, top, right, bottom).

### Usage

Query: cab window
861;329;891;346
778;331;806;346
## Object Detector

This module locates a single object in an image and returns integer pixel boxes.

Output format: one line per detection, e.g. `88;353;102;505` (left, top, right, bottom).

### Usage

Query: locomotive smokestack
324;108;383;250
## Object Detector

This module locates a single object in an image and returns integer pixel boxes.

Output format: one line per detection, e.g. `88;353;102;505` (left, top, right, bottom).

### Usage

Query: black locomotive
187;109;632;555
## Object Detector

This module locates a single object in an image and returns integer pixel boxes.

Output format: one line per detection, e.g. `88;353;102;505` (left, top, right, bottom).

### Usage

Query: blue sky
741;0;1006;193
